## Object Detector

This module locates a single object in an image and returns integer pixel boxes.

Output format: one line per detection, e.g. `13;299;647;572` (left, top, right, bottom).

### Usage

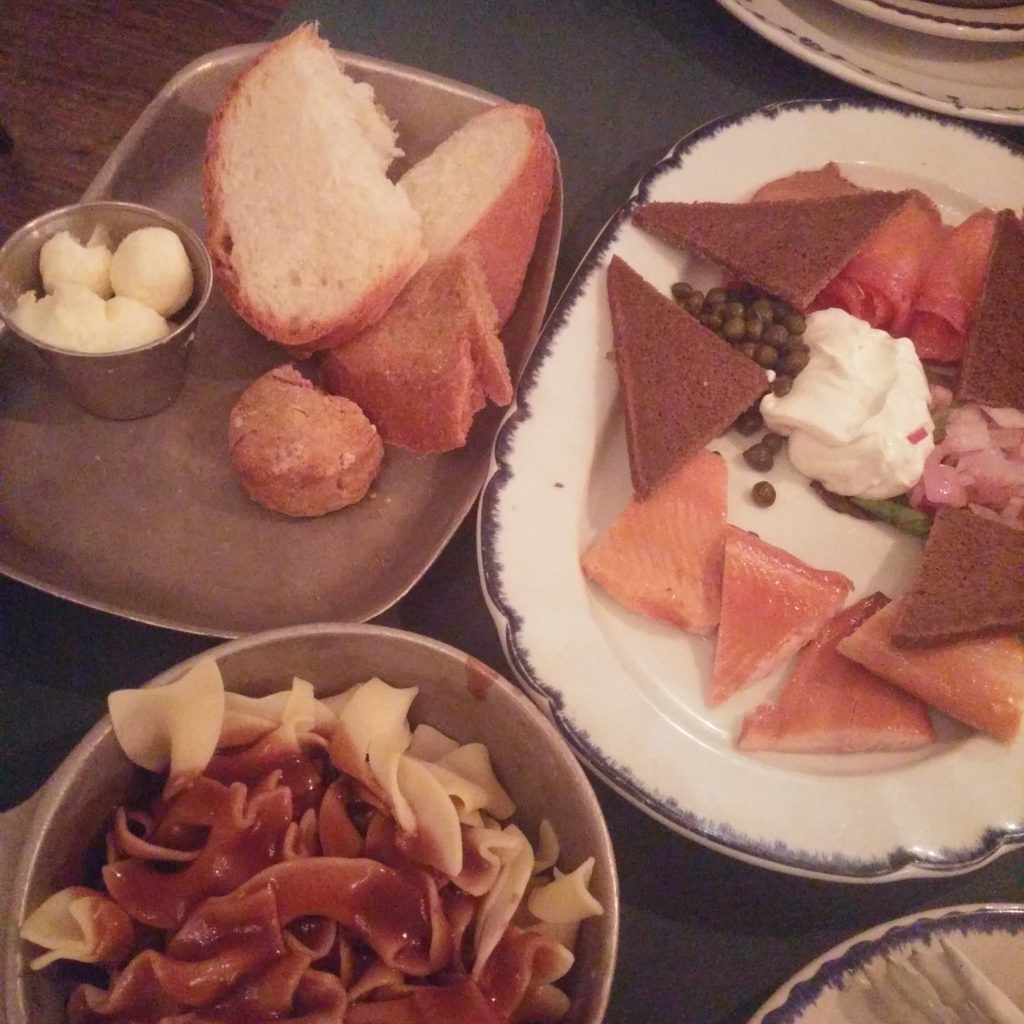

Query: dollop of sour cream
759;308;934;500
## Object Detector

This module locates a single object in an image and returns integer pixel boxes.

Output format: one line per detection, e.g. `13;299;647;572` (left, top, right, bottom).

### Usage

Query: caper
762;431;786;455
685;291;705;316
751;481;777;508
738;341;758;360
763;323;789;348
772;299;793;320
781;346;810;376
734;407;764;435
743;316;764;344
755;345;778;369
771;374;794;397
750;296;775;322
722;316;746;343
701;310;724;331
706;287;729;306
671;281;693;302
722;300;746;320
743;442;774;472
783;312;806;335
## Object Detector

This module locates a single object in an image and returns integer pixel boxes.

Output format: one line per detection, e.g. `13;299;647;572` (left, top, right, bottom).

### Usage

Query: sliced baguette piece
319;246;512;453
399;103;555;325
203;24;426;352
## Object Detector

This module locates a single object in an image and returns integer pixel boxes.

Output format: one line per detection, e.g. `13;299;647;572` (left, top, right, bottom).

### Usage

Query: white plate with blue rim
715;0;1024;125
748;903;1024;1023
827;0;1024;43
477;98;1024;882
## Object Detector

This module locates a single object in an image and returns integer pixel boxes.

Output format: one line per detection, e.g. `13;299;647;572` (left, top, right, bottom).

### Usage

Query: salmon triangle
710;525;853;706
581;449;727;635
737;593;934;753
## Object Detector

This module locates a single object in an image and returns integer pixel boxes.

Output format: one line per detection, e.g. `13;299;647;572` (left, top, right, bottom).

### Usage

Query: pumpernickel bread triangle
892;506;1024;648
956;209;1024;412
632;190;913;309
606;256;768;498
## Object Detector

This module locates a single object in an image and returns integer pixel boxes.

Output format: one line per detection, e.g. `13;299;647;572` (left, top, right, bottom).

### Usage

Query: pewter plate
0;44;562;637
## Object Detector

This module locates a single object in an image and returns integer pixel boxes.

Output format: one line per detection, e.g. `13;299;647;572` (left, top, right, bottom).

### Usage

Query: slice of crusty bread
399;103;555;325
319;246;512;453
203;24;426;352
632;190;912;309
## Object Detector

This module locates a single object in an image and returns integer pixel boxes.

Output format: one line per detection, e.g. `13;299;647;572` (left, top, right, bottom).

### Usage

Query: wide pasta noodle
21;671;603;1024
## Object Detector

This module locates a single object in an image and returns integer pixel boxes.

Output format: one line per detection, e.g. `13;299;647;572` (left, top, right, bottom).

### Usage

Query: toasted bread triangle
957;209;1024;412
893;506;1024;648
606;256;768;498
633;190;912;309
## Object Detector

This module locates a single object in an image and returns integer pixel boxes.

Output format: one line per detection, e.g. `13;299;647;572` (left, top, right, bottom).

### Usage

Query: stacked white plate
716;0;1024;125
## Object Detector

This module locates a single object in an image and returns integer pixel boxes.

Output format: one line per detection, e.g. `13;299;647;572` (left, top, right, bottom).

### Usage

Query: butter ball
12;283;110;352
109;227;193;317
39;228;113;297
105;295;170;351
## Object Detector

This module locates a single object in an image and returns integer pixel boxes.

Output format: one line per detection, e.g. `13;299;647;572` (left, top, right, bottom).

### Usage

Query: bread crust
453;105;556;325
399;103;556;327
320;247;510;453
202;25;424;353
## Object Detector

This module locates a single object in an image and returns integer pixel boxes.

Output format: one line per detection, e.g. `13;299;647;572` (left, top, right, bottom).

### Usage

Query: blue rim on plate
749;904;1024;1023
478;97;1024;882
844;0;1024;34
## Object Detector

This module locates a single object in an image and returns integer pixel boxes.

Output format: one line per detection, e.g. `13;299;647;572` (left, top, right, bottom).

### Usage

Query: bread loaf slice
319;246;512;453
203;24;426;352
399;103;555;325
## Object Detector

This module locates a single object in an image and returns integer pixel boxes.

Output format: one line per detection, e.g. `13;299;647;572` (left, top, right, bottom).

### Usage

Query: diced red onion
983;406;1024;429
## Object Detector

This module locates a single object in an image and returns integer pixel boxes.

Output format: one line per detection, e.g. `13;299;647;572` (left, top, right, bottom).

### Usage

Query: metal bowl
1;624;619;1023
0;200;212;419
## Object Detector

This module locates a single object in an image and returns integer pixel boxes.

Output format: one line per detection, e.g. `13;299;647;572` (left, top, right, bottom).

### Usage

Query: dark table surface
3;2;1024;1022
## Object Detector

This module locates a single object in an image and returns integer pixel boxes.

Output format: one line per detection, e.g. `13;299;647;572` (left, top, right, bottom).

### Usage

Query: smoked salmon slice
904;209;996;364
837;597;1024;742
710;526;853;705
749;162;863;203
581;449;727;634
737;593;935;753
809;191;944;337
